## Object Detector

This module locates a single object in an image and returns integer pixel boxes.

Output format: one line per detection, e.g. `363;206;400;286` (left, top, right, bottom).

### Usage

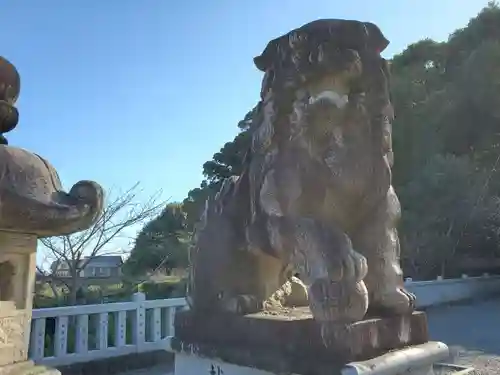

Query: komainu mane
188;19;415;345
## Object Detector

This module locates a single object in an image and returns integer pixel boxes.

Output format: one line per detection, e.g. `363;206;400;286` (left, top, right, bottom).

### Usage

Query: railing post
164;306;177;337
132;292;146;352
96;313;109;350
54;316;69;358
149;308;162;343
75;314;89;354
30;318;46;361
114;310;127;347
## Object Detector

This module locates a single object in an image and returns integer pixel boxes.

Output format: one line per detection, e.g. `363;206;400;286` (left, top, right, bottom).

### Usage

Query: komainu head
251;19;394;166
254;19;389;91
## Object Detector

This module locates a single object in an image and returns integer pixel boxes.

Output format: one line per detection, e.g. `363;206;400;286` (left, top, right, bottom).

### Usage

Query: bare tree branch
38;182;166;305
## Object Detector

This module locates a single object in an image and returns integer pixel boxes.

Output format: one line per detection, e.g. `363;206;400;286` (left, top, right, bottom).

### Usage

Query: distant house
51;256;123;286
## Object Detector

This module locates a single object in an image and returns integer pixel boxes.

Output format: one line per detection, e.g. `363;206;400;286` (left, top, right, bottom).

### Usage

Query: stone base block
174;308;429;369
0;361;60;375
167;339;457;375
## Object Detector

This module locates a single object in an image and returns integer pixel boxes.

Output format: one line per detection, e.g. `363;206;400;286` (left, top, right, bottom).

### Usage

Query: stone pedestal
0;233;58;375
0;360;60;375
166;309;466;375
0;233;36;364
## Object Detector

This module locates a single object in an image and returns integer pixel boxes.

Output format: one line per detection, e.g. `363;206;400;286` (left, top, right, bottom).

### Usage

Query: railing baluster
30;318;46;360
114;311;127;347
164;306;176;337
76;314;89;354
54;316;69;357
149;308;161;343
132;293;145;351
97;312;109;350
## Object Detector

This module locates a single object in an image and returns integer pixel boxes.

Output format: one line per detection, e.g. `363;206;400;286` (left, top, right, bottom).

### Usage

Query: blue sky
2;0;490;206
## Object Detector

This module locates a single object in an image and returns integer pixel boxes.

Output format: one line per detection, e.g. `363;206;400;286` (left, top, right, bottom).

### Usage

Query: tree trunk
69;271;79;306
441;220;456;279
440;259;446;279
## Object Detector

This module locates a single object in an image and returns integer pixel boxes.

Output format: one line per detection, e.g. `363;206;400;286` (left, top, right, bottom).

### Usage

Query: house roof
86;256;123;267
52;255;123;270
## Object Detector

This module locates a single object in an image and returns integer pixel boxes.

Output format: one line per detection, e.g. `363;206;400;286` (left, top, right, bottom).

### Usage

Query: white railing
28;274;500;367
29;292;187;367
404;273;500;308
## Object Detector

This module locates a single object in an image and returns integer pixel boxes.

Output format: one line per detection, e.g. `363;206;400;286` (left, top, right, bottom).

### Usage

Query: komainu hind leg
214;247;293;315
352;187;416;316
188;175;266;315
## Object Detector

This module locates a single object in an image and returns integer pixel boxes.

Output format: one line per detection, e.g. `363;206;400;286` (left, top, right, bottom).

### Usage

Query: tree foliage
123;203;190;278
391;2;500;277
182;106;257;228
399;155;500;278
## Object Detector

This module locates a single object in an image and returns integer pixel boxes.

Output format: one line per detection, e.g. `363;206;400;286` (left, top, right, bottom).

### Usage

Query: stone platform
0;361;60;375
172;308;430;374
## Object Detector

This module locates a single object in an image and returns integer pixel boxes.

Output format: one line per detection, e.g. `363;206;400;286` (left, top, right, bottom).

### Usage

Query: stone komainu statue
188;19;415;341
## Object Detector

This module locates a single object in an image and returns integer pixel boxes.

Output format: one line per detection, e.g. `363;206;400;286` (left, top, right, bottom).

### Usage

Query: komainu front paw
370;287;416;316
314;280;368;349
309;278;369;324
403;288;417;309
345;249;368;282
326;249;367;286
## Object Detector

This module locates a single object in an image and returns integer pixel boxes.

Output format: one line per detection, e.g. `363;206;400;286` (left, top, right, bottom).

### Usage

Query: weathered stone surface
0;233;37;366
0;304;28;367
173;309;428;374
0;145;104;237
188;18;415;348
0;56;20;145
0;360;60;375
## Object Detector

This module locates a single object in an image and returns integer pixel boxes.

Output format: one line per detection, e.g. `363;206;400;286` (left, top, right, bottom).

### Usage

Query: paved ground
115;364;173;375
427;298;500;374
117;299;500;375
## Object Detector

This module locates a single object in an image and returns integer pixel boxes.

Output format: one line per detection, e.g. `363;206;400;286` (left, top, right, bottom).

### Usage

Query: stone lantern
0;56;104;374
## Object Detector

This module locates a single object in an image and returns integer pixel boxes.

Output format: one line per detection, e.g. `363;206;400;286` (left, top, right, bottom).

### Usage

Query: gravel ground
427;298;500;374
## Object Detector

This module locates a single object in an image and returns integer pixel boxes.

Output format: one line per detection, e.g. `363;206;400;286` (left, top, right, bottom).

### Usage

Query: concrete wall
405;274;500;308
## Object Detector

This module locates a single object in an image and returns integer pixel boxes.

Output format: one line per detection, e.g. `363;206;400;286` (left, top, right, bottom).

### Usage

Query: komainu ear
254;47;275;72
254;32;286;72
